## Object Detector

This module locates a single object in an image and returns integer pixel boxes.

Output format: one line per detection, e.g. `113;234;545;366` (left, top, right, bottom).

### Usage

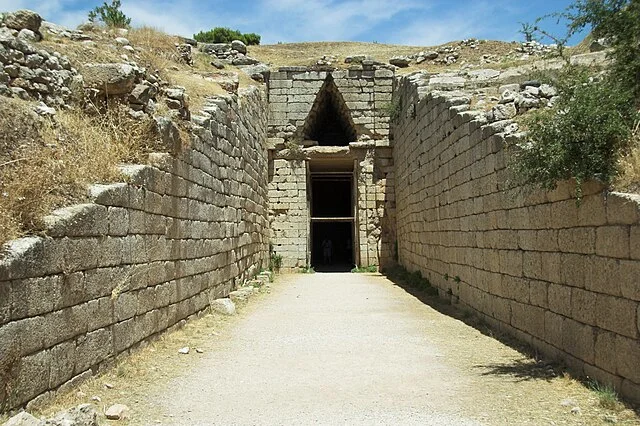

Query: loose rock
105;404;130;421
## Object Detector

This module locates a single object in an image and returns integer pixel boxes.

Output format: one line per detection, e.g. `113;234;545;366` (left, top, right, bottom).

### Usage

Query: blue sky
1;0;587;46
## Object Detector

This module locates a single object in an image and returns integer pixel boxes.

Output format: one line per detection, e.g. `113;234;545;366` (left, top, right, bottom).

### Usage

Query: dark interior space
303;76;357;146
311;221;354;272
311;175;352;217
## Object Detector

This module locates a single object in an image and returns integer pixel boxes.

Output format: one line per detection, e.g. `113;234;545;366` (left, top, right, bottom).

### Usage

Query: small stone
114;37;129;45
178;346;190;354
104;382;115;389
604;414;618;423
210;59;226;69
195;348;204;354
34;102;56;116
105;404;130;420
570;406;582;415
92;395;102;402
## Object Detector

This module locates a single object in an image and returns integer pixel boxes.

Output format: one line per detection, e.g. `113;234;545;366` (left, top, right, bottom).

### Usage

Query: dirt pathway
37;272;640;425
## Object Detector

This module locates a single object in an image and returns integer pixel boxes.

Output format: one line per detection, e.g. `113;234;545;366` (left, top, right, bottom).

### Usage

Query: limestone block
10;275;62;319
615;335;640;383
86;297;114;332
577;194;607;226
529;280;548;308
88;183;130;207
9;349;51;408
595;226;630;259
571;288;596;326
114;291;137;321
112;317;136;353
544;311;564;348
619;260;640;301
562;318;595;364
43;304;89;348
606;193;640;225
107;207;129;236
558;228;595;254
548;283;572;317
585;255;622;297
75;328;113;373
43;204;108;237
560;253;588;288
631;226;640;260
594;330;617;373
595;294;638;338
510;301;545;339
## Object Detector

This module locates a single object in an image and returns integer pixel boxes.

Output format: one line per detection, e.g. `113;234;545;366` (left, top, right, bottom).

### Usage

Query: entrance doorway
309;160;355;272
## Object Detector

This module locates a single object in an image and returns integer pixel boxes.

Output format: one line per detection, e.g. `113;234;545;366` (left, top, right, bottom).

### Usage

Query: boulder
17;29;39;42
231;39;247;55
82;63;137;95
3;412;40;426
128;83;152;105
389;56;411;67
231;55;259;66
46;404;98;426
239;63;270;82
3;10;42;33
210;298;236;315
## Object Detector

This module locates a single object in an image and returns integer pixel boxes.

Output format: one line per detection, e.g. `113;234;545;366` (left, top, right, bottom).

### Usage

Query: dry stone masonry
0;9;639;411
0;86;269;411
393;71;640;404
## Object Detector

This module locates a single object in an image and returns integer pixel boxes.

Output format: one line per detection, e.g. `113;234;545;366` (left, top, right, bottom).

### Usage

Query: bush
193;27;261;45
511;0;640;197
88;0;131;28
512;68;637;197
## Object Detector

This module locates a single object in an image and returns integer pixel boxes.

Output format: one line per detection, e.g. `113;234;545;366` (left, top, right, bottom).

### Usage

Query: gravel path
125;273;638;426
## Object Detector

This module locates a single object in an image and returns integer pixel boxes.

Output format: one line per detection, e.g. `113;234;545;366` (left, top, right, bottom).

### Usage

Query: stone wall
394;75;640;403
266;66;396;269
0;87;270;411
268;157;309;269
267;66;394;142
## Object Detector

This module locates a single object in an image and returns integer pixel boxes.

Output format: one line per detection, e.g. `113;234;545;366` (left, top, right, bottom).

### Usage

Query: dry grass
250;40;525;73
614;125;640;193
0;98;159;247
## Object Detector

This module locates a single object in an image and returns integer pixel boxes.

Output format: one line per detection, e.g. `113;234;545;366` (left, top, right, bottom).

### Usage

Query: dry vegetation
0;97;160;247
250;40;542;73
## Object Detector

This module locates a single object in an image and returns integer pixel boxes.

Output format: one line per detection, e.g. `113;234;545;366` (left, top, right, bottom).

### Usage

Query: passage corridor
118;273;632;425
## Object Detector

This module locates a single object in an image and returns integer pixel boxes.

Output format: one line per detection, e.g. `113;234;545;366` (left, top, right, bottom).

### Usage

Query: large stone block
49;340;76;388
615;335;640;383
595;294;637;338
562;318;595;364
595;226;630;259
75;328;113;374
8;349;50;408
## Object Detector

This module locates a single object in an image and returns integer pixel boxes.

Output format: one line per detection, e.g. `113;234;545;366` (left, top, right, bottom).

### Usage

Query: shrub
193;27;261;45
512;68;637;197
511;0;640;197
88;0;131;28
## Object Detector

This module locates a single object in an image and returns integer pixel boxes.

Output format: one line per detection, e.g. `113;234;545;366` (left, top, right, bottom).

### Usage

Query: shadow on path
381;267;562;383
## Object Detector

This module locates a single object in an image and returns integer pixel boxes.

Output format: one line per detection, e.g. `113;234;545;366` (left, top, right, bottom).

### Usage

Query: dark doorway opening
310;169;354;272
312;221;353;272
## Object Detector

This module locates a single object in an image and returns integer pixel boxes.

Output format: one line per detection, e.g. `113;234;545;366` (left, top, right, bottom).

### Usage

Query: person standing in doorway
321;238;333;264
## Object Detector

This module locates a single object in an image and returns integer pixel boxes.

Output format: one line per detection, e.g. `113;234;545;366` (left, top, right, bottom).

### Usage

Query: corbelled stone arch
301;74;357;146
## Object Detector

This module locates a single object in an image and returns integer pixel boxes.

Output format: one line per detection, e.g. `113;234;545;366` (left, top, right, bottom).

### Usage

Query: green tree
511;0;640;197
193;27;261;45
88;0;131;28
